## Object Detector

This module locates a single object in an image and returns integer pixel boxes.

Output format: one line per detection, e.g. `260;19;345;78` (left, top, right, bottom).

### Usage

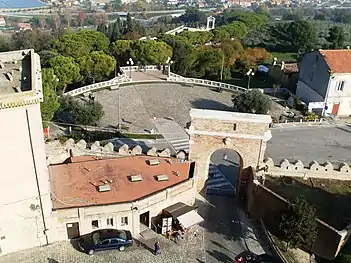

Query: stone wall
242;167;347;260
46;138;186;165
262;157;351;180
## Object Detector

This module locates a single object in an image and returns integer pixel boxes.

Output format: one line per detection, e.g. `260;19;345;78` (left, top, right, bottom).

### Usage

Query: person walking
154;241;161;255
223;154;228;161
173;230;180;244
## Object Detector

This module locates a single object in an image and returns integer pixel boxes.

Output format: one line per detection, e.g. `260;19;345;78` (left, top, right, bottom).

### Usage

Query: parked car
79;229;133;255
235;252;281;263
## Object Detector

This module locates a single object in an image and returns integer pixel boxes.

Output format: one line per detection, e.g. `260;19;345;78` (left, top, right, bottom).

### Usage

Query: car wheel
88;249;94;255
119;246;125;251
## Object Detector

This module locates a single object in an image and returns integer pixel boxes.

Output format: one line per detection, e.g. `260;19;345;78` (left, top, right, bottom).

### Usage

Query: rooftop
49;155;192;210
282;63;299;74
189;108;272;124
0;49;43;109
319;49;351;74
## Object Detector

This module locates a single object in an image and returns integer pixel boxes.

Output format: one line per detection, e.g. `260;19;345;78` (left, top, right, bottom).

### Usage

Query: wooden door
66;222;80;239
332;103;340;115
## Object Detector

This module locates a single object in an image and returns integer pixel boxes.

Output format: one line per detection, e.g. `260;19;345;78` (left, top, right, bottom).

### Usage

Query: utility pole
117;84;120;130
220;51;224;81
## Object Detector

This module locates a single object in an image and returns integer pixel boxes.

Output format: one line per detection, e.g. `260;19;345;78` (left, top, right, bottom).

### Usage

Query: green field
271;52;298;62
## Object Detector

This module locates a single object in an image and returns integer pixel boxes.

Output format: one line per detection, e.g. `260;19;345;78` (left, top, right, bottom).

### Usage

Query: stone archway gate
187;109;272;191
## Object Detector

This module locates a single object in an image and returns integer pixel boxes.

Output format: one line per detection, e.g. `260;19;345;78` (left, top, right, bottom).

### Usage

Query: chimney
69;149;73;158
347;46;350;49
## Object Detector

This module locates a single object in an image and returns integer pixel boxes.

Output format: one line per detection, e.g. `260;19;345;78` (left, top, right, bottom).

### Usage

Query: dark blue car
79;229;133;255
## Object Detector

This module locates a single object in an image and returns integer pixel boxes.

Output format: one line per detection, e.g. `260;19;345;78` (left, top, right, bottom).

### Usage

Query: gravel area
94;83;234;133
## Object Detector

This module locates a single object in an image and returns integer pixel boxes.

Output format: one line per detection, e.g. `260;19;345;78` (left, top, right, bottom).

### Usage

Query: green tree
52;32;91;59
212;27;230;43
49;55;82;93
288;20;317;52
57;96;104;126
327;26;346;49
279;198;318;250
38;50;59;68
12;29;53;52
75;30;110;53
78;51;116;83
133;40;172;65
111;40;135;65
222;21;248;39
178;7;206;24
40;68;60;127
232;89;271;114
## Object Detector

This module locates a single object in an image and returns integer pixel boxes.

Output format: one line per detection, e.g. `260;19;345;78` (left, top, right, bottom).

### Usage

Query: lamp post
166;57;173;77
220;50;224;81
126;58;134;79
246;69;255;89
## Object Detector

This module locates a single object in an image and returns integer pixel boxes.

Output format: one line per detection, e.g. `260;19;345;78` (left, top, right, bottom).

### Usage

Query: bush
56;96;104;126
232;89;271;114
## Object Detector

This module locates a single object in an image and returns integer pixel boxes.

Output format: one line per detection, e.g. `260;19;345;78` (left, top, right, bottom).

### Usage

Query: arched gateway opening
187;109;272;196
207;148;242;196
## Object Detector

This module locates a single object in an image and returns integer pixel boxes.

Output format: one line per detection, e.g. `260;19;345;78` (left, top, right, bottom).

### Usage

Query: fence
120;65;160;72
167;72;247;92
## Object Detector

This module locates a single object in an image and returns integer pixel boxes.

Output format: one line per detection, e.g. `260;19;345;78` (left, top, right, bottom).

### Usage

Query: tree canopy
78;51;116;83
40;68;60;127
279;198;318;250
49;55;82;92
327;26;346;49
232;90;271;114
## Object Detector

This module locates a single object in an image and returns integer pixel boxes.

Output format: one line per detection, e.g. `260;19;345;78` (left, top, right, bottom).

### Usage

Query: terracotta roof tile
282;63;299;74
319;49;351;73
49;156;192;210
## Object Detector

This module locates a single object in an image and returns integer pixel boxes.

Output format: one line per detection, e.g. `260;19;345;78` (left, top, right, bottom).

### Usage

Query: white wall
0;104;50;255
325;74;351;116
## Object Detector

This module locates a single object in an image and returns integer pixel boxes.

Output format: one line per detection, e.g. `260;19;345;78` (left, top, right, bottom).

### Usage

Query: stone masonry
187;109;272;191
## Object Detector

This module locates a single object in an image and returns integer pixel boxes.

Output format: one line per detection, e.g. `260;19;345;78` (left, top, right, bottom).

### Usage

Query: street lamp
246;69;255;89
126;58;134;79
220;50;225;82
166;57;173;77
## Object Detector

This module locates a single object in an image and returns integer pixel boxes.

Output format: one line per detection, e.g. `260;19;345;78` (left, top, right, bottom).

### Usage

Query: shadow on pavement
211;240;235;254
196;259;205;263
47;258;59;263
207;249;234;263
190;98;233;112
134;238;156;255
69;238;83;253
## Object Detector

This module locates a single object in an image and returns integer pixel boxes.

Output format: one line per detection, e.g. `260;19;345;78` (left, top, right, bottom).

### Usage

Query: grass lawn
264;176;351;230
270;52;299;63
226;75;275;89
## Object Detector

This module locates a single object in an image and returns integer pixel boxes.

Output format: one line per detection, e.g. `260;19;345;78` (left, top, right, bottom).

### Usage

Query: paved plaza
94;83;234;133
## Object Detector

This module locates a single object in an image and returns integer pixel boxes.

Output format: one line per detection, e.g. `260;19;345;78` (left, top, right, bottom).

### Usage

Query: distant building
296;49;351;116
17;23;32;31
0;17;6;27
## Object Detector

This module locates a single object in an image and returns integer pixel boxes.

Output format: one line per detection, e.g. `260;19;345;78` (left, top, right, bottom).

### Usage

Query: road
267;125;351;166
210;149;240;187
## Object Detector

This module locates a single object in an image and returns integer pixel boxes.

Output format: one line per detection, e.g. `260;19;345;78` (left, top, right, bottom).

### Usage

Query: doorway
332;103;340;115
140;211;150;227
66;222;80;239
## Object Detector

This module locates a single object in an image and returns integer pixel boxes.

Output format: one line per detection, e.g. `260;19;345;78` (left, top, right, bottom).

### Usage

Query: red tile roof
49;156;192;210
282;63;299;74
319;49;351;73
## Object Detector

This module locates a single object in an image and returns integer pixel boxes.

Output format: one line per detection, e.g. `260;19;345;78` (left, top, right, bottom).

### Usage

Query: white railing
64;75;131;97
167;72;247;92
165;25;185;35
120;65;160;72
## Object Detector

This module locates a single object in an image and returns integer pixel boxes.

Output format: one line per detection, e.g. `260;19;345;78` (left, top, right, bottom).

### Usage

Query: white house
296;49;351;117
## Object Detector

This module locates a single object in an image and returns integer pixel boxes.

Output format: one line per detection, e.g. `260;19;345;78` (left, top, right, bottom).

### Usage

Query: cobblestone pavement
94;83;234;133
0;225;205;263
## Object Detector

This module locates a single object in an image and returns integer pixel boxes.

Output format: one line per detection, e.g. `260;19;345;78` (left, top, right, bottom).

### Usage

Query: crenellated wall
46;138;186;165
262;157;351;180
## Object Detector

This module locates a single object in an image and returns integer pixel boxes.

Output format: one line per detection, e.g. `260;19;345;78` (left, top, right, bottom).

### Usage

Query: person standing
154;241;161;255
174;230;180;244
223;154;228;161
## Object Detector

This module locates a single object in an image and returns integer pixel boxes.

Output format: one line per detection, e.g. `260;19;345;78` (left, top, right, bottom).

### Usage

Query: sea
0;0;47;9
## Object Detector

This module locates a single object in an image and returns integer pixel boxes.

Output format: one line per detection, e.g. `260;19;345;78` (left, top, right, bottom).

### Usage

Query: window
100;240;109;245
337;81;345;91
315;55;319;63
110;239;119;244
92;220;99;229
233;123;237;131
121;216;128;226
107;218;114;226
310;72;314;82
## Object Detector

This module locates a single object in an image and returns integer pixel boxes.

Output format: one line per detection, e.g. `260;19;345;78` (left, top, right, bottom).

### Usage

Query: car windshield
92;232;101;245
116;230;127;240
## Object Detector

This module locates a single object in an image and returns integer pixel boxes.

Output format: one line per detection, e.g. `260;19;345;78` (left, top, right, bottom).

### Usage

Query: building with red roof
296;49;351;117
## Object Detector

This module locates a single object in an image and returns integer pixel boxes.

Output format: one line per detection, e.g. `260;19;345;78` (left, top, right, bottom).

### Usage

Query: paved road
210;149;240;187
267;125;351;166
